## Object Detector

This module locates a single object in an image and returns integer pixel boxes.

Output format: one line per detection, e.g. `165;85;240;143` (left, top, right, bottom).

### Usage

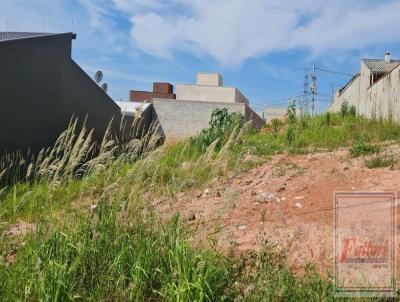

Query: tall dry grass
0;115;161;190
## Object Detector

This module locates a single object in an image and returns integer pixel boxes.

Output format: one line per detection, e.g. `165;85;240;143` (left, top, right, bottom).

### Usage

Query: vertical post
303;68;309;115
311;64;317;116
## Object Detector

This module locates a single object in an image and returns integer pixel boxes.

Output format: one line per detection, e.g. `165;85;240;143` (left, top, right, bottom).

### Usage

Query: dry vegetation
1;107;400;301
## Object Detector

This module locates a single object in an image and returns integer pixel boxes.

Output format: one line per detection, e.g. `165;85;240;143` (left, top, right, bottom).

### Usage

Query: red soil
156;147;400;276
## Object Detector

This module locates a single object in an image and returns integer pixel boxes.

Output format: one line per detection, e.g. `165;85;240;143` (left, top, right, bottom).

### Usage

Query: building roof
362;59;400;74
0;32;76;42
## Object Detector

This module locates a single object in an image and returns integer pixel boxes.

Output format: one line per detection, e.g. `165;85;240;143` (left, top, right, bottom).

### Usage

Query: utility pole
310;64;317;116
303;68;309;115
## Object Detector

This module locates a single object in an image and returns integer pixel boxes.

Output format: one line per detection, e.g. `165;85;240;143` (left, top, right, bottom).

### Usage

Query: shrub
287;100;297;125
340;101;349;117
325;112;332;125
195;108;245;150
271;118;283;137
286;126;296;145
349;105;356;117
349;141;380;158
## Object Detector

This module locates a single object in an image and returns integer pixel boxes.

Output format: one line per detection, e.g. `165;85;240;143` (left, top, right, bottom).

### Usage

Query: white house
329;52;400;120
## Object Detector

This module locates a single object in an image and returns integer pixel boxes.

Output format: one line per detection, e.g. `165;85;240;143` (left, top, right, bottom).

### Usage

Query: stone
186;211;196;221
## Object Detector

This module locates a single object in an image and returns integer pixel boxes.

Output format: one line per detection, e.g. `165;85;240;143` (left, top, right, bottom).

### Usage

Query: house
121;72;265;140
0;32;124;155
150;72;265;138
329;52;400;120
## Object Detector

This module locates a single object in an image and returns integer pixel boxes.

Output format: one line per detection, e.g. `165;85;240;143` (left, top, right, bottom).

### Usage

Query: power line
315;67;354;77
316;92;333;98
253;93;308;107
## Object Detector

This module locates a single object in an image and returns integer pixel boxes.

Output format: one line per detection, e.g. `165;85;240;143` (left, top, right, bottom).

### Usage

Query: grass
1;110;400;301
364;154;397;169
242;113;400;157
0;202;334;301
349;141;380;158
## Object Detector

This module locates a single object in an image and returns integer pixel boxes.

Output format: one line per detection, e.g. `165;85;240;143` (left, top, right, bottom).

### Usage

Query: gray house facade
0;32;122;155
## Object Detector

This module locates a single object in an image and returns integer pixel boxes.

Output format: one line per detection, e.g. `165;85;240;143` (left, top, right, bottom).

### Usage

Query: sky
1;0;400;111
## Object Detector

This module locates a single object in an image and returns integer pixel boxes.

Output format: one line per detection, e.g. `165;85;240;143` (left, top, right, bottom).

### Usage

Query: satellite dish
95;70;103;83
101;83;108;93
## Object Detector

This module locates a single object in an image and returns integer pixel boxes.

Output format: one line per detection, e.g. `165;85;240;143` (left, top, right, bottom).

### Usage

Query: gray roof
362;59;400;74
0;32;76;42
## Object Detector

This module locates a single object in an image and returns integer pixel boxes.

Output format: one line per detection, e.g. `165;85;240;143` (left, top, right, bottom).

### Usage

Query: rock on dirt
186;211;196;221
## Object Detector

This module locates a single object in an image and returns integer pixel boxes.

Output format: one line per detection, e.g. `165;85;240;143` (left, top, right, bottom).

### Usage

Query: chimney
384;51;392;63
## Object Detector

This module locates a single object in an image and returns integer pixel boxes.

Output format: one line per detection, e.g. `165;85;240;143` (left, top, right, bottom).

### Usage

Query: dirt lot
156;146;400;276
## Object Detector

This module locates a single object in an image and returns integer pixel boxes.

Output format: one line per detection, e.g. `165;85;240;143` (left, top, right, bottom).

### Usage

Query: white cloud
124;0;400;64
112;0;165;12
2;0;400;66
291;1;400;52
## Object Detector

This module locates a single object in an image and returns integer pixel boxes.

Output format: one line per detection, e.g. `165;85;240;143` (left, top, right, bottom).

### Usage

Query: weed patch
365;154;397;169
349;141;380;158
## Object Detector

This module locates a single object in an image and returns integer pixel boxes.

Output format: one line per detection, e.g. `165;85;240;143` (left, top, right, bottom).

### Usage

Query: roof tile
362;59;400;73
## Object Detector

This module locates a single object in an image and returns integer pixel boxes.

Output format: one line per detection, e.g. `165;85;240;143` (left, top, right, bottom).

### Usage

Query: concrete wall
0;33;122;155
329;62;400;120
263;107;287;122
365;64;400;120
329;75;361;112
152;99;263;139
176;84;249;104
197;73;223;86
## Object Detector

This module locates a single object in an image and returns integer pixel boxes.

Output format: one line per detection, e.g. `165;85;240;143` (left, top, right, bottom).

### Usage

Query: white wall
197;73;223;86
176;84;249;104
329;75;361;112
366;64;400;120
329;62;400;120
263;107;287;122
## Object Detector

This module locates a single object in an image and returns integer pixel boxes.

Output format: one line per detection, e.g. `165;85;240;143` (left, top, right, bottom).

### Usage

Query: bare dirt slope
156;146;400;275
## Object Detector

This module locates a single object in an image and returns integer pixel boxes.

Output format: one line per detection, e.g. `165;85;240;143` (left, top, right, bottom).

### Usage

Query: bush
349;141;380;158
195;108;245;150
340;101;349;117
271;118;283;137
287;100;297;124
325;112;332;125
349;105;356;117
286;126;296;145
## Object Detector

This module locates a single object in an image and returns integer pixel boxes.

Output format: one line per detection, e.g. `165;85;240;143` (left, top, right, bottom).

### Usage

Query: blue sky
1;0;400;111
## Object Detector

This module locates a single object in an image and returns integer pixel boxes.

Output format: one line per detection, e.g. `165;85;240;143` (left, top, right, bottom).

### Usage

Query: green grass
349;141;380;158
242;113;400;157
1;111;400;301
364;154;397;169
0;202;334;301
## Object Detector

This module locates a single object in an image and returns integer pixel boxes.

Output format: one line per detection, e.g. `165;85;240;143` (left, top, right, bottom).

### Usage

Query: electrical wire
315;67;354;77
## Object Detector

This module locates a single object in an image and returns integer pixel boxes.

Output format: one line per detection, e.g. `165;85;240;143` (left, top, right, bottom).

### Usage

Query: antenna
42;17;45;32
94;70;103;83
101;83;108;93
71;18;76;33
5;20;10;40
